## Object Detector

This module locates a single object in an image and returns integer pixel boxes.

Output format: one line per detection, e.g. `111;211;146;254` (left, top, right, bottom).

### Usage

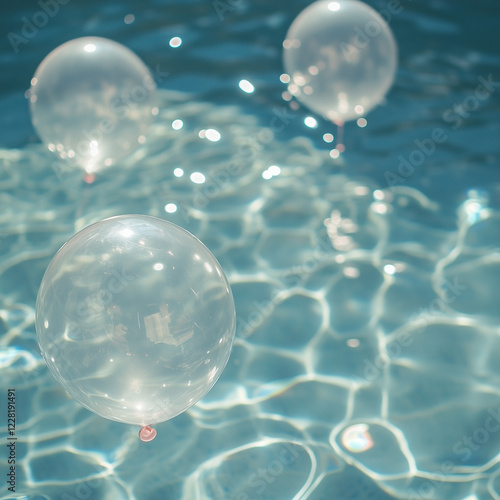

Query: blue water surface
1;0;500;499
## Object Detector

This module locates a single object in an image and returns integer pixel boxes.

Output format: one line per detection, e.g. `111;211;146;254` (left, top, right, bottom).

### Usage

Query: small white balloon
283;0;397;124
29;37;156;174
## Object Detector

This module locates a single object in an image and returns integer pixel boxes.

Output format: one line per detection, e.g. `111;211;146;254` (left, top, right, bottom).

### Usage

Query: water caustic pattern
1;0;500;499
2;86;500;499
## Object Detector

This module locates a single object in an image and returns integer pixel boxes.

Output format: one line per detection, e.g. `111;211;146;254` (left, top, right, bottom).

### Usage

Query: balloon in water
35;215;236;431
283;0;397;123
29;37;156;174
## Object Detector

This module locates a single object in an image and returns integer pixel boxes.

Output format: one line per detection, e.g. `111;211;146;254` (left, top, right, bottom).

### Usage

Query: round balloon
35;215;236;431
283;0;397;123
29;37;156;174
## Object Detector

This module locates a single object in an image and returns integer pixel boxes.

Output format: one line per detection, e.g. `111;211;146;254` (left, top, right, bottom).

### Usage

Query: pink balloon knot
139;425;157;442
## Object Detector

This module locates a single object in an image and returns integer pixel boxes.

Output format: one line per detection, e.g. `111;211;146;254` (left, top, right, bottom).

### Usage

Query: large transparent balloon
35;215;236;441
283;0;397;124
29;37;156;175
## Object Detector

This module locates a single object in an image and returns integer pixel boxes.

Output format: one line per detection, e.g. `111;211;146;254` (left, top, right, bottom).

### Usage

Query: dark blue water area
0;0;498;240
1;0;500;499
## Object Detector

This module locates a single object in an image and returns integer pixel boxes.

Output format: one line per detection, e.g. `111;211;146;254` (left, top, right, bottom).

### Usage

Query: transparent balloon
29;37;156;174
35;215;236;436
283;0;397;124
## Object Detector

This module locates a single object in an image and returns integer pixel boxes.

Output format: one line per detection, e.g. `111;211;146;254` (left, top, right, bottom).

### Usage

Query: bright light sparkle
354;104;365;115
465;200;481;215
173;168;184;177
280;74;290;84
341;424;374;453
172;119;183;130
304;116;318;128
372;202;389;214
384;264;396;275
239;79;255;93
262;165;281;180
344;266;360;278
120;229;134;238
169;37;182;48
205;129;221;142
190;172;206;184
164;203;177;213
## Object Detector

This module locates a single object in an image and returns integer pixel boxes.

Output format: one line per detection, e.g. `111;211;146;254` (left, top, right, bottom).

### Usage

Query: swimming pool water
1;0;500;499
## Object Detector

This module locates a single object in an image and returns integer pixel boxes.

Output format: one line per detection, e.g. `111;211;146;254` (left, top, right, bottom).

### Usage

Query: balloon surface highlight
29;37;156;174
283;0;397;123
35;215;236;429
